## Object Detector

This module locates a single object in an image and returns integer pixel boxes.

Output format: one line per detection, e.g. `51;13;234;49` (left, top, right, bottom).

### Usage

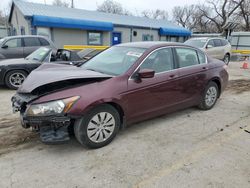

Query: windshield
26;47;51;62
185;39;207;48
82;46;146;75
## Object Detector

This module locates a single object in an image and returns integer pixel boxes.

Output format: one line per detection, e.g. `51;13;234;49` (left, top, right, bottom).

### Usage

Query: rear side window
213;39;222;47
4;38;22;48
197;51;206;64
24;37;41;47
140;48;174;73
175;48;199;68
39;38;50;46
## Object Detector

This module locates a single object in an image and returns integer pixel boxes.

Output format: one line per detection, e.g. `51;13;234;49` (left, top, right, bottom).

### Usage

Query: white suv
185;38;231;65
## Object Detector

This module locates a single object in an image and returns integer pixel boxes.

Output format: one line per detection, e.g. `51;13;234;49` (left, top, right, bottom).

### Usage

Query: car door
23;37;41;57
125;47;180;123
205;39;217;58
174;47;208;104
0;38;24;58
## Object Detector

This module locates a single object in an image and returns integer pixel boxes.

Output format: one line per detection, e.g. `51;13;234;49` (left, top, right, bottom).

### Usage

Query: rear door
126;47;180;122
1;38;24;58
23;37;41;57
174;47;208;104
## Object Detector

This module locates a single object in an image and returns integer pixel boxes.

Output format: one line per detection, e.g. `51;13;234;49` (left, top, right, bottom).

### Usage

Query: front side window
4;38;22;48
176;48;199;68
140;48;174;73
24;37;41;47
82;46;146;75
88;32;102;45
207;40;215;47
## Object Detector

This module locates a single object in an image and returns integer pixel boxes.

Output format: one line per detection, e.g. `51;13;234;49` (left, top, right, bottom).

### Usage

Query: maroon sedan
12;42;228;148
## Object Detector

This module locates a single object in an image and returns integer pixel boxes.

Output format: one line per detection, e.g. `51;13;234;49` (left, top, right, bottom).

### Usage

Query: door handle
169;74;176;78
202;67;208;70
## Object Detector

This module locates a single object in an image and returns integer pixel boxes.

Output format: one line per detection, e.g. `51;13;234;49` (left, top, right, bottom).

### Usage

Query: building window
88;32;102;45
142;34;154;41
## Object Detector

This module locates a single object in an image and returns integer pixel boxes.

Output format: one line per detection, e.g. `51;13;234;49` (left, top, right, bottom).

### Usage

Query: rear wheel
198;82;219;110
223;54;230;65
74;104;120;148
5;70;27;89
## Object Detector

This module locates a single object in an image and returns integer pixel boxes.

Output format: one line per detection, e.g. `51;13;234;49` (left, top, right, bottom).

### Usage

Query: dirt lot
0;61;250;188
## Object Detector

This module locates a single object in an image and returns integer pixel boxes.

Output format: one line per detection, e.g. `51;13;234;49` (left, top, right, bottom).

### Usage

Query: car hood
18;63;113;93
0;58;32;65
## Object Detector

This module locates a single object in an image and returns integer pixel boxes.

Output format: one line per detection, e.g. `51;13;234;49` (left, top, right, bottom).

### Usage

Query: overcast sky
1;0;204;17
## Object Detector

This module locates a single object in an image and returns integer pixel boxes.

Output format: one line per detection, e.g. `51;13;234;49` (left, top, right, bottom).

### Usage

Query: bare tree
52;0;70;7
238;0;250;31
172;5;195;28
198;0;244;32
97;0;132;15
141;9;168;20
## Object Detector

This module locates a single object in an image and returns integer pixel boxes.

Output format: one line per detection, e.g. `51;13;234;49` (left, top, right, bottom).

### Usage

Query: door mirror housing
1;45;8;49
138;69;155;79
206;44;213;49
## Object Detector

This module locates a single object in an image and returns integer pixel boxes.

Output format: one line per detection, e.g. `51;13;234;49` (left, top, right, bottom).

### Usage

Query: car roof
117;41;190;49
188;37;226;41
2;35;48;40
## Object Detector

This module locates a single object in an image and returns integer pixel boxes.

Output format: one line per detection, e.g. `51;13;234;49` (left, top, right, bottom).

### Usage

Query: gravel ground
0;61;249;188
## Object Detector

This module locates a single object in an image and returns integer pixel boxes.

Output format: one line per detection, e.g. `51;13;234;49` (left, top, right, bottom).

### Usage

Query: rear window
213;39;222;47
175;48;199;68
39;38;50;46
24;37;41;47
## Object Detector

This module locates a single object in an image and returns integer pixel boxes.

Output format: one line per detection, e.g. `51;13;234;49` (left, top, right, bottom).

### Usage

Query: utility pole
71;0;74;8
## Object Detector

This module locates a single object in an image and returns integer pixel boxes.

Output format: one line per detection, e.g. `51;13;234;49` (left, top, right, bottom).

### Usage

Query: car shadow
37;106;201;155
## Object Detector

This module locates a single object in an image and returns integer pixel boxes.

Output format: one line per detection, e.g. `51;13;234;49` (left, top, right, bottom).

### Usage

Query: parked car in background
184;38;231;64
12;42;229;149
0;47;103;89
0;35;56;60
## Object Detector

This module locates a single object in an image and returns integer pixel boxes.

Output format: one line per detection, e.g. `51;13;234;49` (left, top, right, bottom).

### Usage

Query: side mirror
138;69;155;79
206;44;213;49
1;45;8;49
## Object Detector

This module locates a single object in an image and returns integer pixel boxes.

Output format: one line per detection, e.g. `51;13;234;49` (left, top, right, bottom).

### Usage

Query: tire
5;70;28;90
223;54;230;65
198;82;219;110
74;104;120;149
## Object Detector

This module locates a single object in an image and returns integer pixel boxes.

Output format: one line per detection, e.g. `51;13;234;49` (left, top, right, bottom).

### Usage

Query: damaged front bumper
12;93;74;144
22;115;72;143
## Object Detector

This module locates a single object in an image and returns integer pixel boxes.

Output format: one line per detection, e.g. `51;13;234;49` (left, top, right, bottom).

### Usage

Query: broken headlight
26;96;80;116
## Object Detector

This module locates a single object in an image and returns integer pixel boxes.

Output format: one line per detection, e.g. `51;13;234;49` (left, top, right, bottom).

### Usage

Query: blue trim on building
159;27;191;37
32;15;114;31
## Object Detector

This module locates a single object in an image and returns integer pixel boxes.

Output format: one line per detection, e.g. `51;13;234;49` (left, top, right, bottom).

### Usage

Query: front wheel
198;82;219;110
223;54;230;65
74;104;120;148
5;70;27;89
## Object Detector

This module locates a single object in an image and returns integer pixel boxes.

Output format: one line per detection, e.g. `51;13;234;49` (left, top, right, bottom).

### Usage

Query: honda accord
12;42;229;148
